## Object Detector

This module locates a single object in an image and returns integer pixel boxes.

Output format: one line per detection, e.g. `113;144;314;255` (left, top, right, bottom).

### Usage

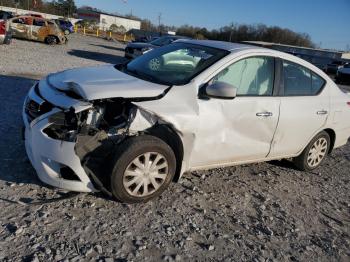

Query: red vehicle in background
0;10;12;44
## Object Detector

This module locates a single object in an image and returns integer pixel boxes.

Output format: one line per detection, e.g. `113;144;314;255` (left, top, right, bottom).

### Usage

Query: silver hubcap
307;137;328;168
123;152;168;197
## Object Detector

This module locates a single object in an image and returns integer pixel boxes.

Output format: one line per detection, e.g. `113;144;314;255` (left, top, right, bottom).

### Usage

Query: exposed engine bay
41;98;184;195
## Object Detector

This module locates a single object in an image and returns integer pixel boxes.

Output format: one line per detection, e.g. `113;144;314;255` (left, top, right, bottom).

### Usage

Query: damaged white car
23;40;350;203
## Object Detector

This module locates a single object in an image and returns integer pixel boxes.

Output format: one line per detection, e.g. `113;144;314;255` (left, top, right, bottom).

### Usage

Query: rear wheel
110;135;176;203
293;131;330;171
45;35;57;45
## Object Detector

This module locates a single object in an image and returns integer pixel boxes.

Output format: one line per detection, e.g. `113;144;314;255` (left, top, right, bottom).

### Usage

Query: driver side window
213;56;275;96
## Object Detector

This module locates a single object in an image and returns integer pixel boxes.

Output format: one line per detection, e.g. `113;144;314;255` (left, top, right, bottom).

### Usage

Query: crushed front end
22;78;172;194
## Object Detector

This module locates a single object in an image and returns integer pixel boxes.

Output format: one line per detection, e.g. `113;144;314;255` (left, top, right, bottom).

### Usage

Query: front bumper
57;35;67;44
22;86;96;193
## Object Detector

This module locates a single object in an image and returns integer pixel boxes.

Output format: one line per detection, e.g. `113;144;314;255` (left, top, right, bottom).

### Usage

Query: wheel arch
323;128;336;154
45;35;59;44
145;124;184;182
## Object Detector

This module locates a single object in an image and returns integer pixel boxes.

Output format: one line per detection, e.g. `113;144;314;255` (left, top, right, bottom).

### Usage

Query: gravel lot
0;35;349;262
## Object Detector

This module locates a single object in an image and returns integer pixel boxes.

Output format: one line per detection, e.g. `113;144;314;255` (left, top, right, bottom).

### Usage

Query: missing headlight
43;108;81;142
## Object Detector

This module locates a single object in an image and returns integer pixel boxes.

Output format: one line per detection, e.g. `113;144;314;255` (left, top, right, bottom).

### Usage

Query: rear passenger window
283;60;325;96
312;73;325;94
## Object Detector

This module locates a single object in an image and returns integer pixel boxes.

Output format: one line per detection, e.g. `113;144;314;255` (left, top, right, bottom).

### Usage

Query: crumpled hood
45;65;169;101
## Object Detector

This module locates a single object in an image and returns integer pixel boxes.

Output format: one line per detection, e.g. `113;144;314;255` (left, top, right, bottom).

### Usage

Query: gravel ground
0;35;349;262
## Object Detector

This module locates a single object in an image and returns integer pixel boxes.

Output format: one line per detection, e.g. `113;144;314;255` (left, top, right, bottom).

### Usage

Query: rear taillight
347;102;350;107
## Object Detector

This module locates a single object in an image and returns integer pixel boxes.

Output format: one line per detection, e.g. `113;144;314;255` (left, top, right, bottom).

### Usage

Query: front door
191;56;281;168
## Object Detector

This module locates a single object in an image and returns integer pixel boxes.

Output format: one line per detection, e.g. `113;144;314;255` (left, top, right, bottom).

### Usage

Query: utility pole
158;12;162;33
229;22;234;42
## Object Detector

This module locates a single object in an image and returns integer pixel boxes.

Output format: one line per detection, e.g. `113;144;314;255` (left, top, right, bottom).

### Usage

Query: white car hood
45;65;169;101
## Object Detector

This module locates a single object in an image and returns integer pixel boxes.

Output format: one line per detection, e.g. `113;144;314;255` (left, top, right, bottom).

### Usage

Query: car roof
176;39;262;52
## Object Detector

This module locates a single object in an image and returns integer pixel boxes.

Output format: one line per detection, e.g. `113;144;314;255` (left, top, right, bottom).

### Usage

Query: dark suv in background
325;60;346;74
125;35;190;59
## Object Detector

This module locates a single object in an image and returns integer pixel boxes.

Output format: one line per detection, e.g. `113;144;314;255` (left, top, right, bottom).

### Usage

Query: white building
77;8;141;31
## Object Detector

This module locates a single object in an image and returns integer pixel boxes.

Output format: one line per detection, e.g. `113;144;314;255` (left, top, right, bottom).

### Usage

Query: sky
75;0;350;51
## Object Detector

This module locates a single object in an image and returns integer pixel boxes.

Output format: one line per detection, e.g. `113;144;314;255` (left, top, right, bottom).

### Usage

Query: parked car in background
325;60;346;74
336;63;350;84
125;35;190;59
55;19;74;35
23;40;350;203
9;16;67;44
0;10;13;20
0;11;13;45
132;36;151;43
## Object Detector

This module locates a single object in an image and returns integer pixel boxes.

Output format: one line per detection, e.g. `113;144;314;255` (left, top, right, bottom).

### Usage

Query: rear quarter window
282;60;325;96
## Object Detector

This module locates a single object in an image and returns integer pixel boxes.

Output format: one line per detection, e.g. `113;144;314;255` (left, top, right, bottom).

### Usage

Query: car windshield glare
123;43;229;85
150;37;170;46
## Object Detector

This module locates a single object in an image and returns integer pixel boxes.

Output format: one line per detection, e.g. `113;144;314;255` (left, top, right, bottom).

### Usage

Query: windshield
121;42;229;85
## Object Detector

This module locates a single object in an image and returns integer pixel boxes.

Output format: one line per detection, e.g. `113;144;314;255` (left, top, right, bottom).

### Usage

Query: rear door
269;59;330;157
192;55;281;168
10;17;30;39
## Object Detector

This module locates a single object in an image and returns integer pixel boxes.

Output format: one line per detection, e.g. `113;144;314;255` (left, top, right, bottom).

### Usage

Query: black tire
110;135;176;203
45;35;57;45
293;131;330;171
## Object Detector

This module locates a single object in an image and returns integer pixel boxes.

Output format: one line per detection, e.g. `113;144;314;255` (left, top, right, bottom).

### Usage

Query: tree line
0;0;77;17
141;20;315;48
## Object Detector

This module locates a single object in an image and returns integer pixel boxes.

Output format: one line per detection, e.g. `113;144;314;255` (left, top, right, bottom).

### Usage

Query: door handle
317;110;328;115
256;112;273;117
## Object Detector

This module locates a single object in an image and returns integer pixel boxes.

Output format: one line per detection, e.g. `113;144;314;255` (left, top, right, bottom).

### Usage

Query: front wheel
293;131;330;171
110;135;176;203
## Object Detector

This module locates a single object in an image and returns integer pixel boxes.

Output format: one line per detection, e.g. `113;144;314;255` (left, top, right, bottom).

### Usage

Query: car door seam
266;98;281;157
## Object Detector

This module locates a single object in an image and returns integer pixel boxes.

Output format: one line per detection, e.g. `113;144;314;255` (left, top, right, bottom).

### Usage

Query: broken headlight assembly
43;99;137;143
43;107;83;142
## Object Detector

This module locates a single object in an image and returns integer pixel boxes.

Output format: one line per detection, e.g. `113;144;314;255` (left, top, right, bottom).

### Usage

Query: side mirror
205;81;237;99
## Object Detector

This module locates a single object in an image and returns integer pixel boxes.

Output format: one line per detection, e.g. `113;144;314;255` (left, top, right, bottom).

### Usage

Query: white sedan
23;40;350;203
